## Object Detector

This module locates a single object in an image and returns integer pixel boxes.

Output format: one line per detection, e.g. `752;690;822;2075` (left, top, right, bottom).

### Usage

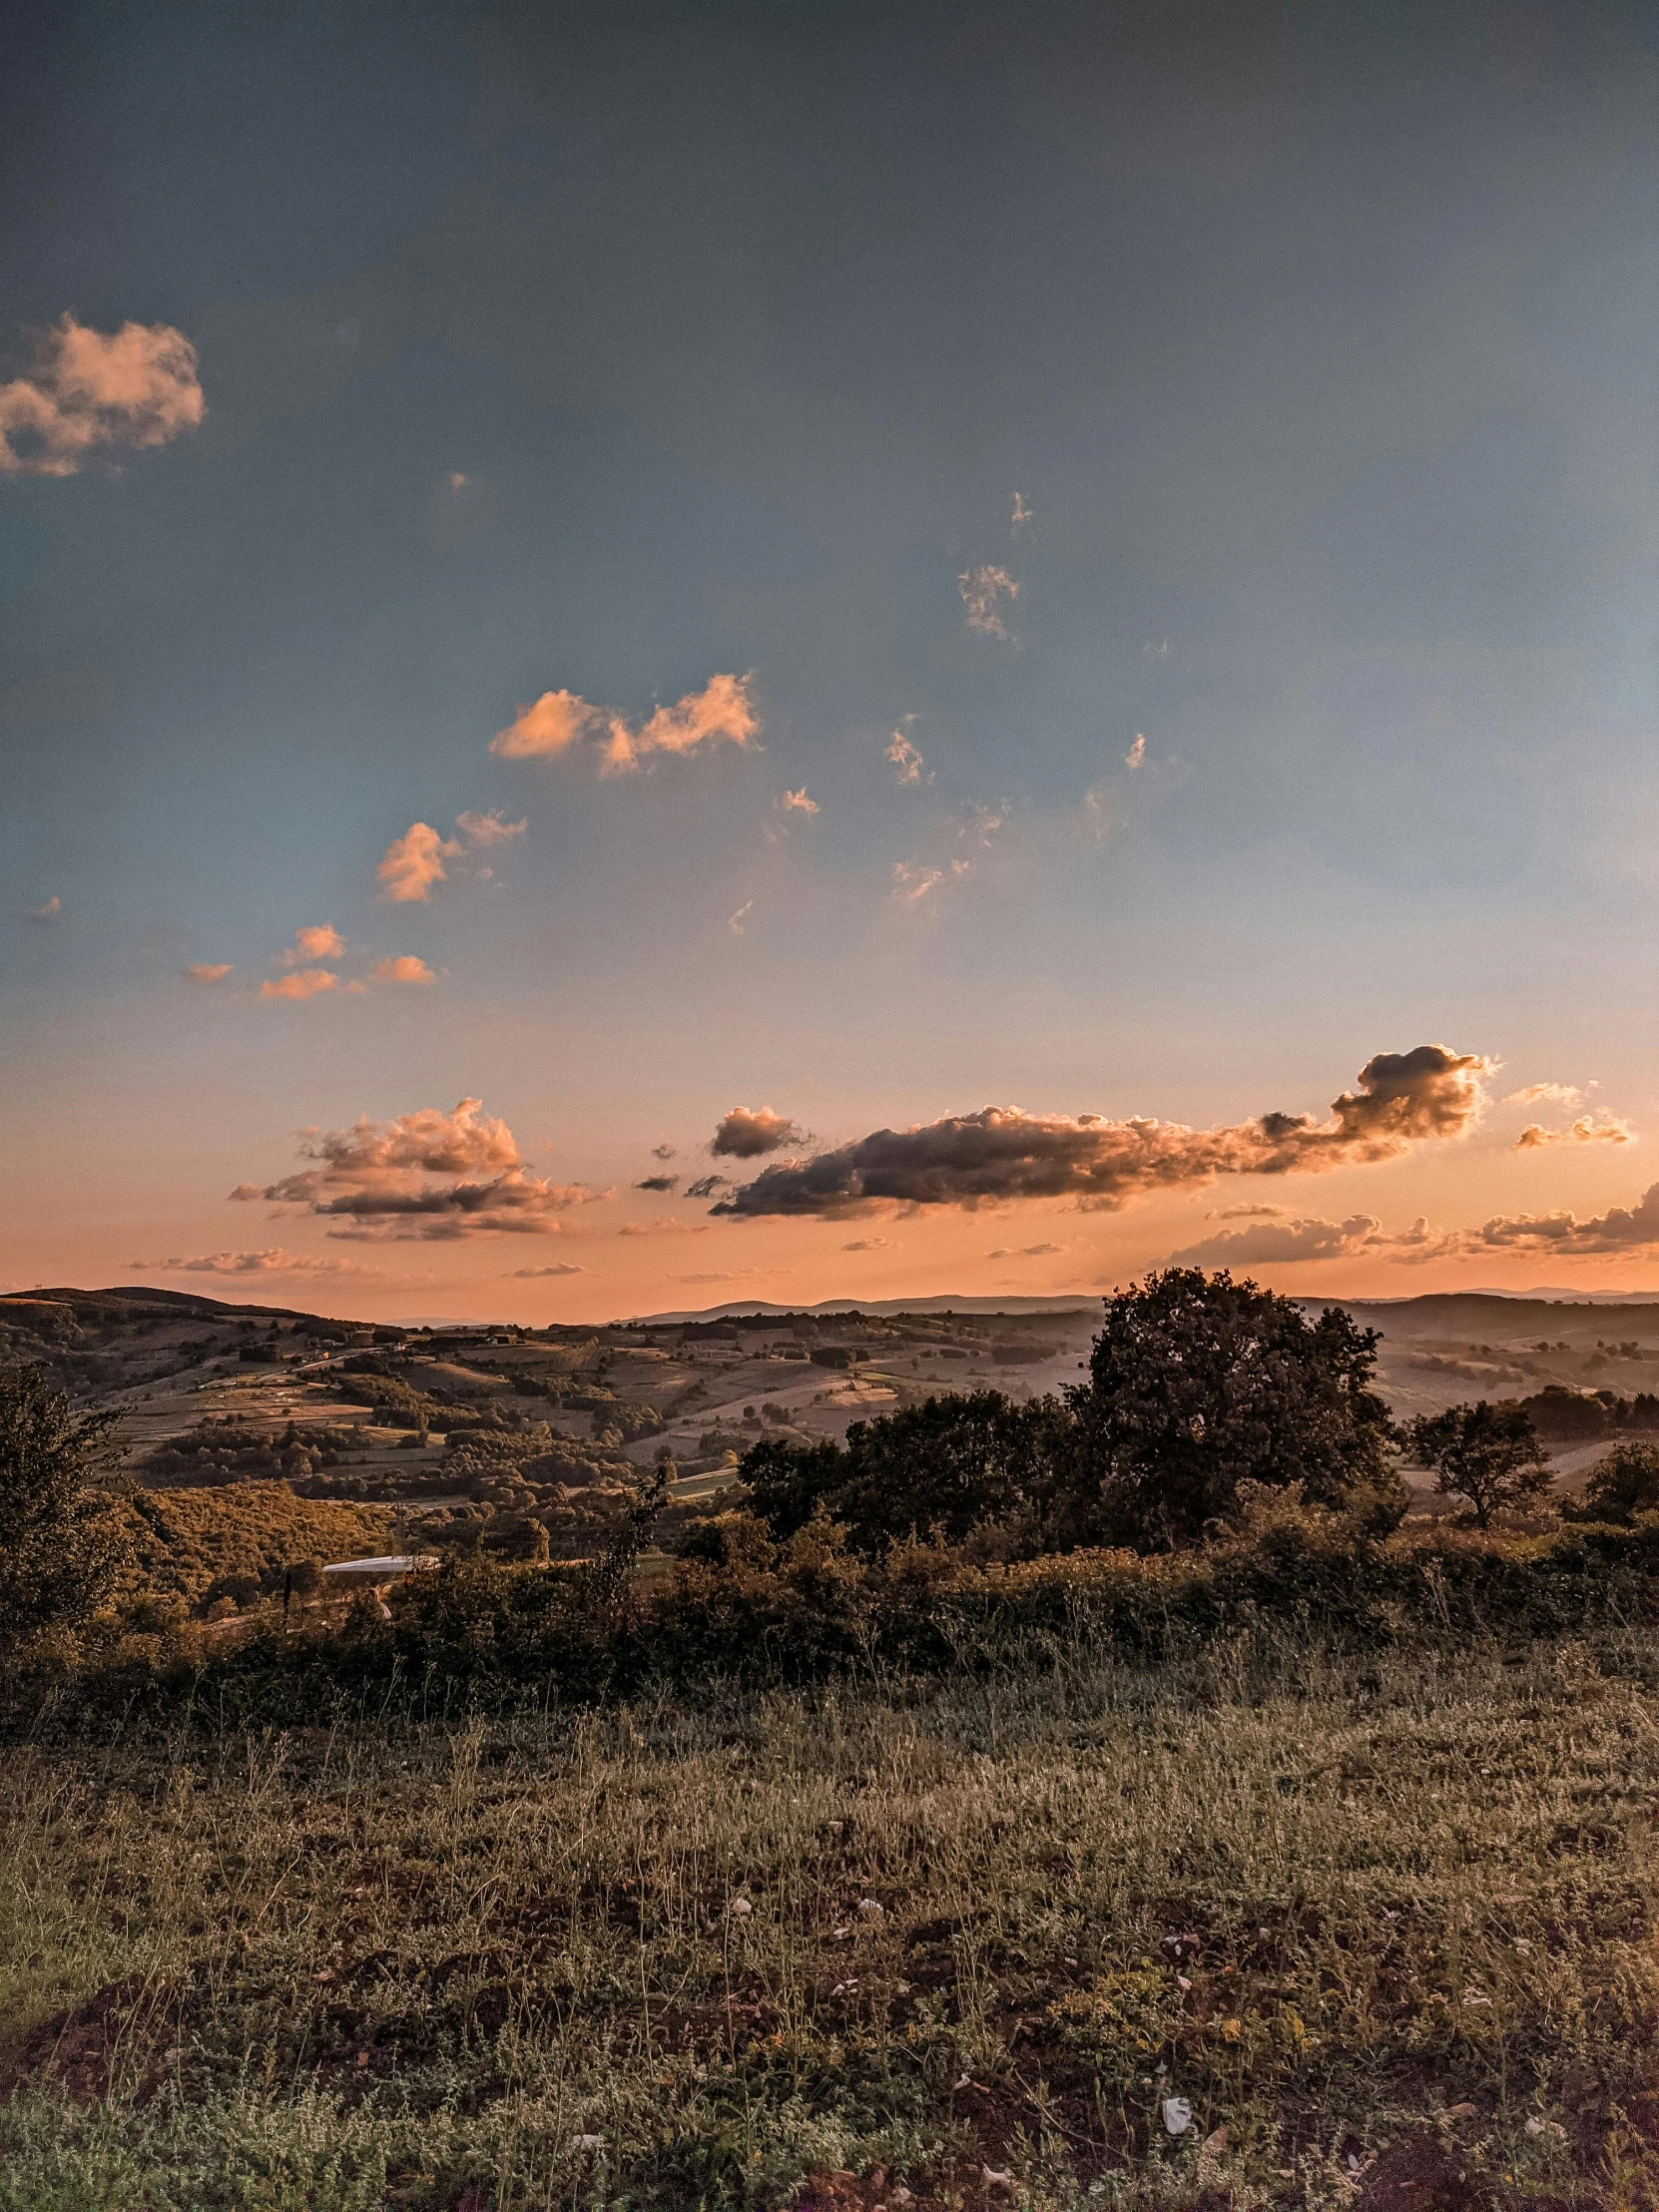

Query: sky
1;0;1656;1322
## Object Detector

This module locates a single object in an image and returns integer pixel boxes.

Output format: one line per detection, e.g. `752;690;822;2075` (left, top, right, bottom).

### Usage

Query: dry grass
5;1633;1659;2209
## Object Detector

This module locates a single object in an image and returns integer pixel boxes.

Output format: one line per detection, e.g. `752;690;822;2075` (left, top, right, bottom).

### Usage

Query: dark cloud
230;1096;602;1241
711;1046;1487;1219
684;1173;730;1200
636;1174;680;1192
710;1106;806;1159
1462;1183;1659;1257
1169;1214;1456;1268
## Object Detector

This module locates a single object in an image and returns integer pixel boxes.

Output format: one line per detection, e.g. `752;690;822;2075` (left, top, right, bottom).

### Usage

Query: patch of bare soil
0;1974;177;2106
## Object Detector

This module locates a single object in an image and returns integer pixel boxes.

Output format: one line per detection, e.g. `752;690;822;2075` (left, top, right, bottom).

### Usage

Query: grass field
6;1629;1659;2210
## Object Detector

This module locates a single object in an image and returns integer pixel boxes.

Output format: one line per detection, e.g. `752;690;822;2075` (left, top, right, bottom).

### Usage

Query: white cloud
1515;1115;1634;1150
958;565;1020;641
886;722;927;784
1124;735;1145;770
492;673;759;775
377;822;458;903
281;922;344;965
892;862;944;902
259;968;338;1001
1;314;205;478
1505;1082;1583;1108
376;812;526;902
185;961;233;983
453;808;526;846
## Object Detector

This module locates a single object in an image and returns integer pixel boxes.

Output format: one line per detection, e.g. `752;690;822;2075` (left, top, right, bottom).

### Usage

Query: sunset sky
2;0;1655;1321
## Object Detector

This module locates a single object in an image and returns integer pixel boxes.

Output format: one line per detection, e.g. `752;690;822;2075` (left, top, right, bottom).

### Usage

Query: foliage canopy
0;1364;129;1646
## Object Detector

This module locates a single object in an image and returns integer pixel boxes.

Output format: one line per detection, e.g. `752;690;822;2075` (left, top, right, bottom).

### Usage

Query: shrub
0;1365;129;1649
1573;1439;1659;1525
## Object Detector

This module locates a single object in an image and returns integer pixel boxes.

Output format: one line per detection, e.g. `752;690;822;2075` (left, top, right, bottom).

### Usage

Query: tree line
6;1269;1659;1661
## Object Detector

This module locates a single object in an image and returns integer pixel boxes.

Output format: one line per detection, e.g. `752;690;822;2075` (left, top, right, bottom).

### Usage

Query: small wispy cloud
369;955;435;985
886;720;927;785
842;1236;897;1252
376;811;525;903
131;1247;367;1278
185;961;234;983
1;314;204;478
491;673;759;776
453;809;526;846
636;1174;680;1193
986;1242;1065;1258
281;922;344;965
377;822;457;903
958;565;1020;641
892;862;944;902
1124;735;1145;770
651;1143;677;1162
512;1262;585;1277
259;968;339;1001
728;899;754;936
1505;1082;1583;1109
28;895;62;920
778;787;819;816
1515;1115;1634;1150
1010;492;1033;538
617;1217;710;1238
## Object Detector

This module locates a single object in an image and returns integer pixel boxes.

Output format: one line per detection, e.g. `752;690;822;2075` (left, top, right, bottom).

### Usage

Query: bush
0;1365;129;1648
1572;1439;1659;1525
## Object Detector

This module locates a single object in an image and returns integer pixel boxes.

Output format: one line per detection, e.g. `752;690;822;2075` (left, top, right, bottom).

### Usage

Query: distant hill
629;1295;1100;1325
2;1284;320;1322
1298;1292;1659;1335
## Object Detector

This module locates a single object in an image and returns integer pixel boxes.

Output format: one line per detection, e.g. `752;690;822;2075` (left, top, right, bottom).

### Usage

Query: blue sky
2;0;1655;1317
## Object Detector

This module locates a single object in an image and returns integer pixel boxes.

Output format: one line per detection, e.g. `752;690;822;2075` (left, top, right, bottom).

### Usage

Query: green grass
6;1632;1659;2208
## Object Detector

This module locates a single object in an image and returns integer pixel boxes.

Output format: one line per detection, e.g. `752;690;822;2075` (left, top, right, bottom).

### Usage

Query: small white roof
321;1554;438;1575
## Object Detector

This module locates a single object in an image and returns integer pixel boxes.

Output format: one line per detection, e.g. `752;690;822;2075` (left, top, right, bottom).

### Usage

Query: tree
1573;1439;1659;1525
739;1393;1072;1553
1406;1400;1553;1527
0;1364;130;1646
1066;1270;1402;1549
739;1436;849;1542
833;1390;1071;1548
